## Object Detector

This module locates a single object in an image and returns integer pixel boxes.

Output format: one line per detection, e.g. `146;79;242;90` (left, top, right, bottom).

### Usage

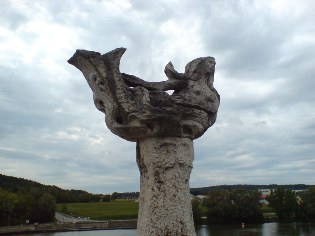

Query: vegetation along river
12;222;315;236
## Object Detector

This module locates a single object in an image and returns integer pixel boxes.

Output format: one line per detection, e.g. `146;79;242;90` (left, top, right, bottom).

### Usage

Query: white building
258;189;271;196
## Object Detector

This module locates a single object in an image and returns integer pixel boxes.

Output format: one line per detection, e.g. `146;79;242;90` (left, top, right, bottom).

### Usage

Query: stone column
137;137;195;236
68;48;220;236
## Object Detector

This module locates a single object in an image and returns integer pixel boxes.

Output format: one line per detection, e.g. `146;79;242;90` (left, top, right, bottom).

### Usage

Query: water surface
14;222;315;236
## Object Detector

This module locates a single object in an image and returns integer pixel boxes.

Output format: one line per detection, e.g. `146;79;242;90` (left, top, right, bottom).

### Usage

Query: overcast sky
0;0;314;194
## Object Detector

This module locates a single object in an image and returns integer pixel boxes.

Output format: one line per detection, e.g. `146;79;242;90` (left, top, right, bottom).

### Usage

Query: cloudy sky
1;0;314;194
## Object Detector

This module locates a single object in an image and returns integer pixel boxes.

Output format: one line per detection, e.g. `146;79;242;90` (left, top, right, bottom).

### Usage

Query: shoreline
0;220;137;235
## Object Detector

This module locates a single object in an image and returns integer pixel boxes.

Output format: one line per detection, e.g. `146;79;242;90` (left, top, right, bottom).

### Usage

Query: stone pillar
68;48;220;236
137;137;195;236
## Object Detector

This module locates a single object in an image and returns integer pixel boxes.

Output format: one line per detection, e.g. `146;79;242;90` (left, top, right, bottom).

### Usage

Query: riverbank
0;220;137;235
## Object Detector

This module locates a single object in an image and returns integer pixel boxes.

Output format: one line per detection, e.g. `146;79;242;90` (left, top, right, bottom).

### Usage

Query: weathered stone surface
68;48;220;141
136;137;195;236
68;48;220;236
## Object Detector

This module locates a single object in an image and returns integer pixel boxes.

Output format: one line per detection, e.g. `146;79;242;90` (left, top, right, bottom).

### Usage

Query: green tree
37;193;56;223
203;189;229;223
203;189;263;224
15;193;36;224
192;198;203;225
90;194;101;202
57;191;75;203
233;189;263;223
78;193;92;203
0;189;18;226
268;187;297;221
111;192;119;201
102;194;111;202
296;187;315;221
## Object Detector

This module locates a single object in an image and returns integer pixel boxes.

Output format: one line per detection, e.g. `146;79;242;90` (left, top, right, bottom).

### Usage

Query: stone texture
68;48;220;141
68;48;220;236
136;137;195;236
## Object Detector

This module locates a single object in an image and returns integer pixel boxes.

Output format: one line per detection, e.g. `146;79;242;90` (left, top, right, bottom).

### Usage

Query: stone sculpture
68;48;220;236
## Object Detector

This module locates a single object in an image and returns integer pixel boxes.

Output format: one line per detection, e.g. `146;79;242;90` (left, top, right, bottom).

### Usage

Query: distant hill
190;184;315;195
1;173;48;191
2;173;314;200
0;173;104;203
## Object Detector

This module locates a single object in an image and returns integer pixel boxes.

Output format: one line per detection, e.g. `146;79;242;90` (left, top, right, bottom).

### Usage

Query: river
12;222;315;236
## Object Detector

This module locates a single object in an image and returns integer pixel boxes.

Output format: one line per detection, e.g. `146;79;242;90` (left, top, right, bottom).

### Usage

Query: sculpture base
136;137;196;236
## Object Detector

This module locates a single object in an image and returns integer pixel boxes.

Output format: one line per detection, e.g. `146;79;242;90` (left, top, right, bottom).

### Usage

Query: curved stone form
68;48;220;236
68;48;220;141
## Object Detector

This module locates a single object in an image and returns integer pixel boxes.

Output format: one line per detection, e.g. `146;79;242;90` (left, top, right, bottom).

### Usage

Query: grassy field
57;201;139;220
57;201;276;221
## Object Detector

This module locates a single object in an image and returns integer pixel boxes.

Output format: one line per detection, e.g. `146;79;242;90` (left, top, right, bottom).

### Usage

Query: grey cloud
0;1;30;30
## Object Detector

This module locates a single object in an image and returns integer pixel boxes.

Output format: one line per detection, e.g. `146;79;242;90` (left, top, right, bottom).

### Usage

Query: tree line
0;174;111;204
0;187;56;226
190;184;314;195
268;187;315;221
192;189;264;224
192;187;315;224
